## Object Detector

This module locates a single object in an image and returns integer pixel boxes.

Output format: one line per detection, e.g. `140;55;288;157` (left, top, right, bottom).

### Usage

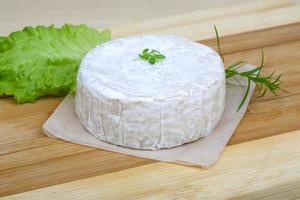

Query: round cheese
75;35;225;150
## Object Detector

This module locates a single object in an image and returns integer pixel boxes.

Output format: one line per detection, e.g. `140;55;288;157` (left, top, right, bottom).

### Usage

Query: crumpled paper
43;64;255;168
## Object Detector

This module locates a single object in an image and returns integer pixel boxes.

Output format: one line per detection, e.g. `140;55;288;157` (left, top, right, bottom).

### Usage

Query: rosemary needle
214;25;224;63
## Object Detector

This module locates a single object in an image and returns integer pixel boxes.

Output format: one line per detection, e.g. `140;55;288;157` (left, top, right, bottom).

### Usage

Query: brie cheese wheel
75;35;225;150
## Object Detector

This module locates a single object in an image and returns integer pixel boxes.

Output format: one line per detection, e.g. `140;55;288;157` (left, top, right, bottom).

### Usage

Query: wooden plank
0;143;95;171
4;130;300;199
224;40;300;144
223;38;300;143
0;97;62;145
0;23;300;196
1;3;299;157
0;150;154;197
1;22;299;157
2;0;275;36
111;0;293;38
1;1;300;196
201;22;300;55
0;38;299;197
231;93;300;144
224;39;300;99
0;138;63;156
111;4;300;41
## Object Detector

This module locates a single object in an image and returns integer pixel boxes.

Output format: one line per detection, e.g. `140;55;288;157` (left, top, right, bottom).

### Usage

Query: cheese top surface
79;35;224;100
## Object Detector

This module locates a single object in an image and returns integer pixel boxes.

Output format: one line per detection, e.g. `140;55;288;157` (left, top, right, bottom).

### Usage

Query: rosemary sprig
214;25;284;111
139;48;166;65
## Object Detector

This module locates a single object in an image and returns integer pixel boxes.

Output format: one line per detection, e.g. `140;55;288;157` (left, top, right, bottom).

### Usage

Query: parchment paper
43;64;255;168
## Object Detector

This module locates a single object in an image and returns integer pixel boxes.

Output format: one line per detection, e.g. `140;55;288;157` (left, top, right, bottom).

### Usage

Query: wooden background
0;0;300;199
0;0;285;35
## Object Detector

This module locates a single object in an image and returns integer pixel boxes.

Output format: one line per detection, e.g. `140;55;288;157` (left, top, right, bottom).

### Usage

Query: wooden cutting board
1;1;300;199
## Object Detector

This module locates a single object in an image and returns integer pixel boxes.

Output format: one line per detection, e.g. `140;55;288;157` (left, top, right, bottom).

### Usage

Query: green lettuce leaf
0;24;111;103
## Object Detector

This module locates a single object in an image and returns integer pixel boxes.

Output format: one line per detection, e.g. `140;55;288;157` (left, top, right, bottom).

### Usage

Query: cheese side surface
75;35;225;150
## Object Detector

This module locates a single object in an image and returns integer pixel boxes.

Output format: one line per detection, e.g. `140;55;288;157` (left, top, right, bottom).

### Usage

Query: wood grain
0;97;62;145
0;1;300;197
4;130;300;199
111;2;300;41
225;39;300;144
111;0;293;38
0;150;155;197
201;22;300;55
1;23;300;197
1;0;267;36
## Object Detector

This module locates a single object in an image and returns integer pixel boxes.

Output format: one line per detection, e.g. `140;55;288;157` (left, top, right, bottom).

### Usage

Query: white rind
75;35;225;150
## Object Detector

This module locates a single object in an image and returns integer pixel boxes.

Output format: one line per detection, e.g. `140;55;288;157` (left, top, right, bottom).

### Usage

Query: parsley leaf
138;48;166;65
